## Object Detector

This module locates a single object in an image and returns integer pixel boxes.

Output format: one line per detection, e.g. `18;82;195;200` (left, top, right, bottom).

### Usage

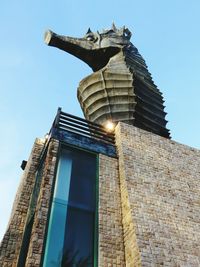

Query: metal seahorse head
44;24;170;138
44;24;133;71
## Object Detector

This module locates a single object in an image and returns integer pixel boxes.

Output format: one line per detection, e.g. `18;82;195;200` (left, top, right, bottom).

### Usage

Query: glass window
43;147;97;267
68;153;96;211
62;207;94;266
53;150;73;203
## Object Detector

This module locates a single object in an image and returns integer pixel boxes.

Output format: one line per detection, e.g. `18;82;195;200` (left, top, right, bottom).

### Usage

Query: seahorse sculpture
45;24;170;138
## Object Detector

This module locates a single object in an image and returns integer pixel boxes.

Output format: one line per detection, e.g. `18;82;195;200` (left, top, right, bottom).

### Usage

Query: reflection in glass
53;150;72;203
62;207;94;267
43;147;97;267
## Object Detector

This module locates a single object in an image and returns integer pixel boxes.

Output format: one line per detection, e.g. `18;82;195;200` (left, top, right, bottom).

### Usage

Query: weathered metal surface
45;24;170;138
51;128;117;158
50;108;115;145
49;108;117;157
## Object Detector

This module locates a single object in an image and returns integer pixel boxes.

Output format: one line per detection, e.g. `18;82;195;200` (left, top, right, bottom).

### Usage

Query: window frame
40;143;99;267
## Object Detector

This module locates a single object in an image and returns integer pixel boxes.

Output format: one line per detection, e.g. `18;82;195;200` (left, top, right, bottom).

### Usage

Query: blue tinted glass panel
43;202;68;267
62;207;94;267
53;150;72;203
43;147;97;267
68;151;96;211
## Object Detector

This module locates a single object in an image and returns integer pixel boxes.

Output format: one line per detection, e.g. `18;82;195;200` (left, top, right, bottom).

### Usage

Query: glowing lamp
105;121;115;132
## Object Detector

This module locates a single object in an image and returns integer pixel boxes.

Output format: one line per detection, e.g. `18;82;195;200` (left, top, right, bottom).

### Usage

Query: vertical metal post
54;107;62;128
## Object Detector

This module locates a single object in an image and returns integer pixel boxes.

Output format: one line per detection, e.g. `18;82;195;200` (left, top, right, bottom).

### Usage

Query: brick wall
2;122;200;267
115;122;200;266
98;154;125;267
25;139;59;267
0;138;45;267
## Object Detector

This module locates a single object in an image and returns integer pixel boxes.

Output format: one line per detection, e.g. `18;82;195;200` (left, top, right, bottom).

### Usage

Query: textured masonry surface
1;122;200;267
25;139;59;267
115;122;200;266
0;138;45;267
99;154;125;267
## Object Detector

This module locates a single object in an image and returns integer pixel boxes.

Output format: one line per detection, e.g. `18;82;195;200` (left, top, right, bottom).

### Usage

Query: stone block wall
98;154;125;267
25;139;59;267
115;122;200;266
0;139;125;267
0;138;59;267
23;144;125;267
0;138;45;267
1;121;200;267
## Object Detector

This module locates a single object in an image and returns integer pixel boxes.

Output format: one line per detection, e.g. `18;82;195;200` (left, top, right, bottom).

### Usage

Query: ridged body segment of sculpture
45;24;170;138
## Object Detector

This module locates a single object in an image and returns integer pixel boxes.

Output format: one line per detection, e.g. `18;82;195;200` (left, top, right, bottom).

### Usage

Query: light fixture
20;160;27;170
105;120;115;132
40;133;49;143
44;133;49;140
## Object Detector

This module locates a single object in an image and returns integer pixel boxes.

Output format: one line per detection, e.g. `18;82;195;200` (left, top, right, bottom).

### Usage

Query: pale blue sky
0;1;200;240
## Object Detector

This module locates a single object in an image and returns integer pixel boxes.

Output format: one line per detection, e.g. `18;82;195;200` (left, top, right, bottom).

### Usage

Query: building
1;108;200;266
0;25;200;266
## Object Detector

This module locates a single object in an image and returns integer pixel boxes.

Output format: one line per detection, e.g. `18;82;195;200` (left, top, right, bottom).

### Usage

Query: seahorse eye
86;35;94;41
